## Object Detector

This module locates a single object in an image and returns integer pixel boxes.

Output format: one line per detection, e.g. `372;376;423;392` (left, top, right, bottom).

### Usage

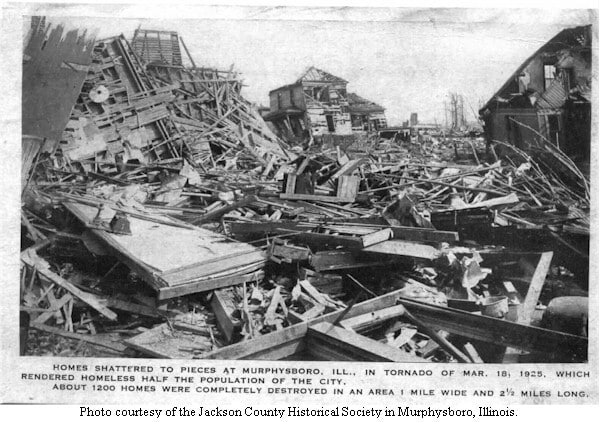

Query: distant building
479;25;591;163
263;66;387;143
410;112;418;126
410;123;441;137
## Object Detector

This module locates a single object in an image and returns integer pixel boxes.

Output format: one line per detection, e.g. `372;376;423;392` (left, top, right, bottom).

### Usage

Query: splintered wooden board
64;202;266;289
124;323;213;359
363;240;441;260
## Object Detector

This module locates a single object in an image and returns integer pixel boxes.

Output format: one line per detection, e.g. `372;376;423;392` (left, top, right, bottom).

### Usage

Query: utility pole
443;100;448;129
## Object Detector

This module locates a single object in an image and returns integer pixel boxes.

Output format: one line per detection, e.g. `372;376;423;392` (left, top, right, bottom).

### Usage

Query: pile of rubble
20;21;589;363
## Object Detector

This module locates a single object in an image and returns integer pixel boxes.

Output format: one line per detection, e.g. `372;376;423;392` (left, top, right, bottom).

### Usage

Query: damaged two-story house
263;67;387;144
479;25;592;165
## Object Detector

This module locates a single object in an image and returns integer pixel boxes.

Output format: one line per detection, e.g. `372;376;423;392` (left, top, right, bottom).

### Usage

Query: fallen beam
307;322;425;362
340;304;406;332
398;298;587;361
190;195;258;224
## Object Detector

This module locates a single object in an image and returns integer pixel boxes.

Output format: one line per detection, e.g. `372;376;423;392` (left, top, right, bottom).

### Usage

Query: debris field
20;20;590;363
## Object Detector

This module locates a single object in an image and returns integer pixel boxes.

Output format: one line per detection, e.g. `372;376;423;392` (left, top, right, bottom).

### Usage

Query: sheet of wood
67;202;262;273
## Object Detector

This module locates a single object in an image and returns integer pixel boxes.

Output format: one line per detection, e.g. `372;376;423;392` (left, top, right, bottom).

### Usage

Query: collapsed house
479;25;592;167
263;67;387;144
20;19;589;364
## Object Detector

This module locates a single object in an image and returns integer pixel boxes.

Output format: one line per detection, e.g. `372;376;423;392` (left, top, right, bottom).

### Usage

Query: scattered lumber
19;21;588;364
21;249;117;321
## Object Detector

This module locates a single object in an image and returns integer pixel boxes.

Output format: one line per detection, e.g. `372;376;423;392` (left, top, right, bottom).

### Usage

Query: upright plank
518;252;553;325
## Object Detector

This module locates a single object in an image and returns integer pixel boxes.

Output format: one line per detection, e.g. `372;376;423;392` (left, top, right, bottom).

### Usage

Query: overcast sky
28;5;595;126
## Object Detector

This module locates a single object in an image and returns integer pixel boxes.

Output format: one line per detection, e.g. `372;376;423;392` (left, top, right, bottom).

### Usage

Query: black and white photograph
2;0;598;413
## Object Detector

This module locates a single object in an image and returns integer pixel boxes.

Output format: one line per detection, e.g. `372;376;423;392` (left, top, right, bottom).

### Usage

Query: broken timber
201;288;423;360
199;286;587;361
398;297;587;361
21;249;117;321
307;322;425;362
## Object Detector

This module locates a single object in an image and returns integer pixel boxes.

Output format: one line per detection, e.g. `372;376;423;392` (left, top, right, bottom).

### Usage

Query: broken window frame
543;64;557;90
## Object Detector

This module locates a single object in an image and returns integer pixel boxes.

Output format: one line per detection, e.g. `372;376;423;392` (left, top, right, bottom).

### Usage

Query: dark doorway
326;115;335;132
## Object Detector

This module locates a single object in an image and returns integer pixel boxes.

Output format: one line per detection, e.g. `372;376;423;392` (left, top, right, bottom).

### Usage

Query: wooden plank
280;193;355;203
300;303;326;320
172;321;212;336
30;323;127;353
307;322;425;362
330;159;365;180
278;230;364;251
161;254;267;286
201;322;309;360
398;298;587;360
503;251;553;362
33;293;72;325
299;279;334;308
363;240;441;260
124;323;212;358
211;289;241;344
455;193;520;210
340;304;406;333
361;228;393;247
390;327;418;348
270;242;310;262
463;343;484;363
336;175;359;200
264;286;282;326
103;297;163;318
21;250;117;320
44;285;65;324
190;195;258;224
310;250;394;272
518;252;553;325
228;221;305;236
388;226;459;243
157;269;264;300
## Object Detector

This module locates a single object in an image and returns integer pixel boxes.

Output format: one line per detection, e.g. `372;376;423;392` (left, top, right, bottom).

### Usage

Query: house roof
268;67;348;94
479;25;592;115
347;92;385;114
268;82;301;95
296;66;348;84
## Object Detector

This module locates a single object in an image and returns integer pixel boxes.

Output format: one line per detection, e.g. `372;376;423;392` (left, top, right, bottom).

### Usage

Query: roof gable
297;66;348;84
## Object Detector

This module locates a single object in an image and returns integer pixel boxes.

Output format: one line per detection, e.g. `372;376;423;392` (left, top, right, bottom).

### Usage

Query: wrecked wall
269;85;306;112
483;109;540;149
306;106;352;136
22;24;95;148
